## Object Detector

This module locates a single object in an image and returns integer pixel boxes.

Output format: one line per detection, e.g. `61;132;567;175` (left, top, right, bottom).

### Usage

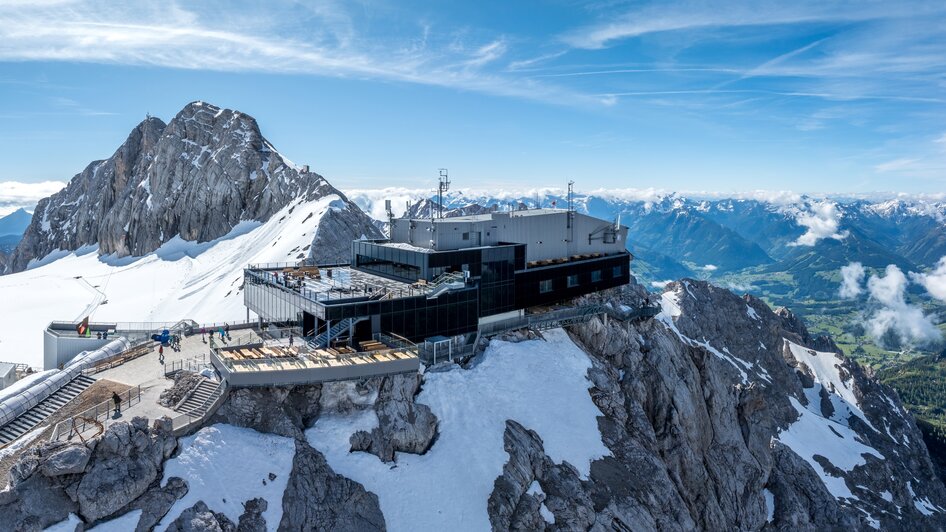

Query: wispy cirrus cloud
0;1;605;107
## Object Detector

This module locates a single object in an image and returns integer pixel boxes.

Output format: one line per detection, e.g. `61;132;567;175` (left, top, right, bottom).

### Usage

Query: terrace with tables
211;332;420;387
246;263;437;303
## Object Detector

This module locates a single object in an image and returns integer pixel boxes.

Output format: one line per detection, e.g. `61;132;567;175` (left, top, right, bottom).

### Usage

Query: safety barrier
48;385;142;442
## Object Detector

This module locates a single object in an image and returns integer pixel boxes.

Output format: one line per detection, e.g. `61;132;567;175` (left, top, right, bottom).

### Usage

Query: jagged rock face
349;373;439;462
519;279;946;530
0;416;178;530
8;101;382;272
279;440;386;531
166;500;236;532
211;384;322;439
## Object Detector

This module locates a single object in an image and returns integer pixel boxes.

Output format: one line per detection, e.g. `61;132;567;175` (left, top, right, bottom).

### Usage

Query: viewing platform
245;263;450;303
211;332;420;387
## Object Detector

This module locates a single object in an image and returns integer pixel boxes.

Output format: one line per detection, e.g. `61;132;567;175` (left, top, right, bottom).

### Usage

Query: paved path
94;334;221;422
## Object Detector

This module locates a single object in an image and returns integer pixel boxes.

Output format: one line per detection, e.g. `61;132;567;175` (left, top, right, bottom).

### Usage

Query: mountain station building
243;208;632;351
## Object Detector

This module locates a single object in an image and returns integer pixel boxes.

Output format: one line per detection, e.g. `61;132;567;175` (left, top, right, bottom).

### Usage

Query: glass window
567;274;579;288
591;270;602;282
539;279;554;293
612;265;623;278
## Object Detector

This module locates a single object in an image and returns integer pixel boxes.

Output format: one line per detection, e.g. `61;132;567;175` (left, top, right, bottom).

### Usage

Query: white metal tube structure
0;338;130;427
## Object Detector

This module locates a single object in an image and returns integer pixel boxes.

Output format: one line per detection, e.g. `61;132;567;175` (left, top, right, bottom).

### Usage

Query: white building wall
391;210;627;262
43;331;112;370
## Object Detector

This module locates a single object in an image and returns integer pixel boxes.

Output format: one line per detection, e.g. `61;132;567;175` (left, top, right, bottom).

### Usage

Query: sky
2;0;946;209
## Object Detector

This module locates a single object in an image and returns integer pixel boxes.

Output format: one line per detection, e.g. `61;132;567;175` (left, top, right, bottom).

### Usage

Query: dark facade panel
514;253;630;309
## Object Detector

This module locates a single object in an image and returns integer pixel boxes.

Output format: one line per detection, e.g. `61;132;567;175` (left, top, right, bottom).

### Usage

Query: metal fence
164;353;211;377
49;385;142;442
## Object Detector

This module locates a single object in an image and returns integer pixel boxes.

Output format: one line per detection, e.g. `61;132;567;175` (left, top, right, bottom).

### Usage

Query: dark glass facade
249;240;630;344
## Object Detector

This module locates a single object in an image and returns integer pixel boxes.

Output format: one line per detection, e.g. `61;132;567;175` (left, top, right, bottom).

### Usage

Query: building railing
247;261;352;271
49;385;142;442
245;268;432;304
164;353;211;377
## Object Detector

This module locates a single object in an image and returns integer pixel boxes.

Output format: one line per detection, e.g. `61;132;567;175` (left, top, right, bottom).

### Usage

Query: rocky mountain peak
7;102;381;272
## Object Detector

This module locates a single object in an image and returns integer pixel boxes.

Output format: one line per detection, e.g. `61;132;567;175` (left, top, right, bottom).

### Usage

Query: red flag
76;316;89;336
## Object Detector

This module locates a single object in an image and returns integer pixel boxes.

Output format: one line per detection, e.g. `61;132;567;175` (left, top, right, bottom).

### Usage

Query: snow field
156;424;295;530
0;195;343;367
307;328;609;532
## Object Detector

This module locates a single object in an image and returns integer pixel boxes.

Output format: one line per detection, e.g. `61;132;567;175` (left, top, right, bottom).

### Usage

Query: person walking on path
219;326;225;342
289;334;294;347
201;327;206;343
225;323;231;341
112;392;122;416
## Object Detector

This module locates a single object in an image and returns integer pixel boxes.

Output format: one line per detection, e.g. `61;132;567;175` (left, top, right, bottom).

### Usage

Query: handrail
170;380;228;436
49;385;142;442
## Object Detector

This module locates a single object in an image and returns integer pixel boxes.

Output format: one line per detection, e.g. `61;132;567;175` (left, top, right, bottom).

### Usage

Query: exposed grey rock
556;278;946;530
349;373;438;462
76;417;178;522
278;440;385;531
0;473;77;531
0;417;177;530
121;476;189;532
160;371;204;408
210;384;321;438
319;379;378;415
166;501;236;532
235;497;267;532
8;101;383;273
39;444;92;477
489;420;597;532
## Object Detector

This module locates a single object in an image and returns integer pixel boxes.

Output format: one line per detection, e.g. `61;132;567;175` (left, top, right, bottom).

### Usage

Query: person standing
289;334;294;347
112;392;122;415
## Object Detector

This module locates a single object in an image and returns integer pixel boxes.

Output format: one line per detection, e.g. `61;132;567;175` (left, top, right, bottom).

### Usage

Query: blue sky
1;0;946;202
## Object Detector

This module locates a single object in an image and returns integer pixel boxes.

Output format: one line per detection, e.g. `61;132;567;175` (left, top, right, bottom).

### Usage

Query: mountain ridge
8;101;382;273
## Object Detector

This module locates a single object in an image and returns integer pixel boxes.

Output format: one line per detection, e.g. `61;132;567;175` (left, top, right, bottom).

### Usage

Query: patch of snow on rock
307;328;608;532
88;509;143;531
157;424;295;530
763;488;775;523
785;339;878;432
43;513;82;531
776;397;883;500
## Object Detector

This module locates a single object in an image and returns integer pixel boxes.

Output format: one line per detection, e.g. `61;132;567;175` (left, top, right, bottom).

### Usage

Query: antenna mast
385;199;394;238
438;168;450;219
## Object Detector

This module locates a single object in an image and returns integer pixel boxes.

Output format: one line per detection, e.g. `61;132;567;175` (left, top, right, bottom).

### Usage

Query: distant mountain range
349;191;946;306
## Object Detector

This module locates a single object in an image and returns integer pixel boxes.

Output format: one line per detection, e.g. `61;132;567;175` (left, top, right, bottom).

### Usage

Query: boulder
166;501;236;532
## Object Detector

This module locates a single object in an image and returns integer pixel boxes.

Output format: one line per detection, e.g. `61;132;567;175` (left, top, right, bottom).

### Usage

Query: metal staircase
0;374;96;447
174;378;220;416
307;317;366;349
426;271;466;299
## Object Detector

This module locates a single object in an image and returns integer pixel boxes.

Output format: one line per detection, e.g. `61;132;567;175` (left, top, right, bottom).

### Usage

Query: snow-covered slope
0;195;351;367
308;328;608;532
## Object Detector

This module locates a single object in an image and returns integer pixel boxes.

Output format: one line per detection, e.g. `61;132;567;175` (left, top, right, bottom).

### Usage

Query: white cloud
911;257;946;302
700;264;718;272
875;158;920;173
839;261;865;298
562;2;943;50
0;180;66;215
791;201;849;246
864;265;941;346
0;1;595;107
343;187;429;220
